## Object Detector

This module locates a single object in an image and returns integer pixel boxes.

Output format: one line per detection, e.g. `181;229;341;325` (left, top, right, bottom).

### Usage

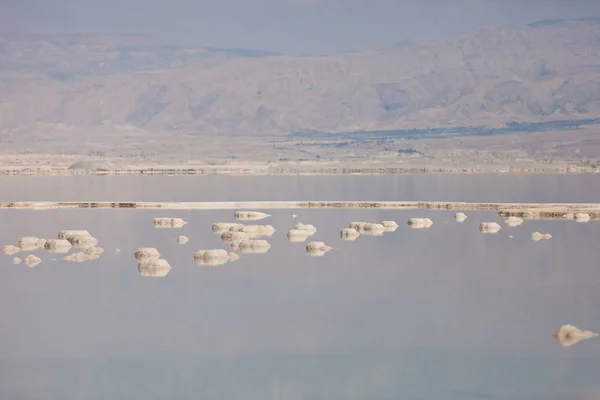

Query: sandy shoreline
0;201;598;220
0;165;598;176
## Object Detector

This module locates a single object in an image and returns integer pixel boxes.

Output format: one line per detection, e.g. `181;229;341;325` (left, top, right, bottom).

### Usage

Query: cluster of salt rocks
339;220;398;242
1;229;103;267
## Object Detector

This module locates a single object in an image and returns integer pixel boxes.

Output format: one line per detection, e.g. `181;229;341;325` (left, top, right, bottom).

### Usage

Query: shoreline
0;165;598;176
0;201;598;220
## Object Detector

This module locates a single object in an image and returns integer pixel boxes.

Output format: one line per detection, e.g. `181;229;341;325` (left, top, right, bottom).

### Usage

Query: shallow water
0;174;599;202
1;201;599;399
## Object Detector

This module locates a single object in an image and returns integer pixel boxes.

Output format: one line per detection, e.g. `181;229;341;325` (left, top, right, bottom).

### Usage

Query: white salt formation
479;222;502;233
554;324;599;347
238;239;271;254
58;230;90;240
340;227;360;241
531;232;552;241
23;254;41;267
292;214;298;218
234;211;271;221
212;222;243;234
306;241;333;257
135;247;160;261
504;217;524;227
17;237;46;252
407;218;434;229
177;235;189;244
1;245;20;256
381;220;398;232
44;239;72;253
228;252;240;262
12;257;22;265
138;259;172;277
574;213;591;223
153;217;187;228
454;212;468;222
287;229;311;242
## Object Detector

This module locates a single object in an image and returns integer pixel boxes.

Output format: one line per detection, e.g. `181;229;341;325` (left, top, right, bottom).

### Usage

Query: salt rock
554;324;599;347
135;247;160;261
23;254;42;267
177;235;189;244
1;245;20;256
306;241;333;257
340;227;360;241
454;212;468;222
44;239;72;253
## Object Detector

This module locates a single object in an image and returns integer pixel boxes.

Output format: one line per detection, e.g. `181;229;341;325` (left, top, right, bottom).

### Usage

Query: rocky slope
1;18;600;138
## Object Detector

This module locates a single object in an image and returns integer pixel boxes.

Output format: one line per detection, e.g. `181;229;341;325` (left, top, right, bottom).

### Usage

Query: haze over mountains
1;18;600;139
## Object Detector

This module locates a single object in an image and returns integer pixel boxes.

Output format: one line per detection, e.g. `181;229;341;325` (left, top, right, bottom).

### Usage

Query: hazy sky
2;0;600;54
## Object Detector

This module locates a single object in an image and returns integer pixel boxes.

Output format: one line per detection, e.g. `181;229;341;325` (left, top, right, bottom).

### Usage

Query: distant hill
1;18;600;139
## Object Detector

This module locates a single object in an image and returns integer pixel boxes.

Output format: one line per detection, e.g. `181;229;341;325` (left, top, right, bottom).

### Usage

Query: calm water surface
0;176;599;399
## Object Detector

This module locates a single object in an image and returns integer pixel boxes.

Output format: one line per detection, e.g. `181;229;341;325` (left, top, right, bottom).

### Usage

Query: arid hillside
1;18;600;141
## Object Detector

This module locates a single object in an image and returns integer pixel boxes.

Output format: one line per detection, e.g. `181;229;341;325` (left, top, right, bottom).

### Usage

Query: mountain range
1;18;600;139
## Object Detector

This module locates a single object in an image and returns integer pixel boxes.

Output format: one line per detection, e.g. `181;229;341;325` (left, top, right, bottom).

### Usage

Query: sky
2;0;600;55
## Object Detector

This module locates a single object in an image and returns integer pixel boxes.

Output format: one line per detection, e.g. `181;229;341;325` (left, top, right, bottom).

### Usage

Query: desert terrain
1;18;600;174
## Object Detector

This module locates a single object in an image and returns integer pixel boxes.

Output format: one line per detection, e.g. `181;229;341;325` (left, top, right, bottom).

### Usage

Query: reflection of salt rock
84;247;104;256
44;239;72;253
381;220;398;232
306;241;332;257
287;229;311;242
479;222;501;233
230;224;275;238
12;257;22;265
554;324;599;347
63;252;99;262
135;247;160;261
58;230;90;240
1;245;20;256
153;217;187;228
294;223;317;234
177;235;189;244
239;240;271;254
504;217;524;227
340;227;360;241
18;236;46;252
138;259;172;277
66;234;99;248
350;222;386;235
574;213;591;223
212;222;243;234
234;211;271;221
531;232;552;241
221;231;250;249
228;252;240;262
408;218;434;229
454;212;468;222
292;214;298;219
194;249;230;266
23;254;42;267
